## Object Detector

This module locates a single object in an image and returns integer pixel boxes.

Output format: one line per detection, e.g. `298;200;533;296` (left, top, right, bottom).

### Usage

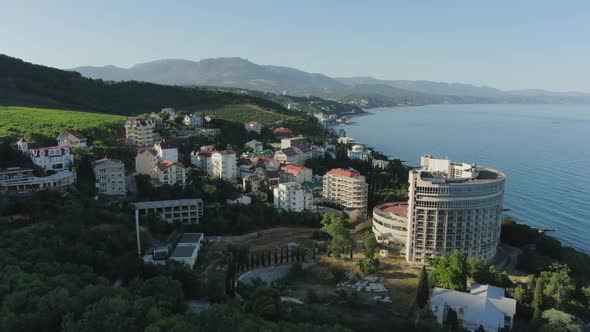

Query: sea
338;104;590;254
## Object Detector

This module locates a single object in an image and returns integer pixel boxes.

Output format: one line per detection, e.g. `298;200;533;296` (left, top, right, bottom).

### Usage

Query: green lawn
183;104;295;124
0;106;126;142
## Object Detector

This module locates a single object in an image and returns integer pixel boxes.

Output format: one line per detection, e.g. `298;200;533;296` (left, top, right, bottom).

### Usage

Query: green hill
0;54;294;118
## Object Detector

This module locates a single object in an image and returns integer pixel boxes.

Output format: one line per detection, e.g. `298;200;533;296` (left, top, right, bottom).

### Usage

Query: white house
56;129;88;149
92;158;126;196
211;151;238;182
226;193;252;205
244;121;264;134
274;148;300;165
273;182;313;212
154;139;179;162
245;140;263;152
430;284;516;332
169;233;203;268
191;150;213;174
16;138;74;172
348;144;369;161
153;161;187;187
183;114;203;127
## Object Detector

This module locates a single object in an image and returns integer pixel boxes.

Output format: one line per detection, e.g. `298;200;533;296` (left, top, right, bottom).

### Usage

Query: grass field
183;104;295;124
0;106;126;141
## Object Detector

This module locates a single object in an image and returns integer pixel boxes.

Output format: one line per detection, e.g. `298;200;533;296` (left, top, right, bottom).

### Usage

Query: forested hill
0;54;290;116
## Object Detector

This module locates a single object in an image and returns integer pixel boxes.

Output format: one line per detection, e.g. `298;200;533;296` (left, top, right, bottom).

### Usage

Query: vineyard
184;104;296;124
0;106;126;142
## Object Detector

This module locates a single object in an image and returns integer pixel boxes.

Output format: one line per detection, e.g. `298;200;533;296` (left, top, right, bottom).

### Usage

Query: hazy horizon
3;0;590;93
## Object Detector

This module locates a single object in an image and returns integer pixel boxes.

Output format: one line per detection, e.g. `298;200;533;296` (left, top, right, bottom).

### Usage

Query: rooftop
373;202;408;218
326;168;361;178
156;139;179;149
134;198;203;209
170;245;197;258
281;164;306;176
60;129;87;140
178;233;203;244
91;158;123;167
156;160;184;170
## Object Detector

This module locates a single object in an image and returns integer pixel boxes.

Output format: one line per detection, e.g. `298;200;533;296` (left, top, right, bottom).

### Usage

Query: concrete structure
0;167;75;194
135;199;204;224
92;158;125;196
280;164;312;184
322;168;368;216
183;114;203;127
56;129;88;148
373;159;390;170
273;182;313;212
280;136;307;149
244;121;264;134
337;137;356;145
16;139;73;171
431;284;516;332
211;151;237;182
372;202;408;245
274;148;300;165
244;140;263;152
153;160;186;187
125;117;158;147
169;233;203;269
348;144;369;161
406;155;506;264
154;139;179;162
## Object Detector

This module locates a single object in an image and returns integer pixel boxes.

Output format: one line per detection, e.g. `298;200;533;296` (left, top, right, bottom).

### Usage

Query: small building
154;139;179;162
244;140;263;152
169;233;204;269
92;158;126;196
373;159;390;169
134;199;204;224
211;151;238;183
183;114;203;127
153;160;187;187
274;148;300;165
372;202;408;245
337;137;356;145
430;284;516;332
125;117;159;147
244;121;264;134
280;164;312;184
348;144;369;161
161;108;177;118
295;144;314;163
0;167;75;195
56;129;88;149
226;193;252;205
280;136;307;149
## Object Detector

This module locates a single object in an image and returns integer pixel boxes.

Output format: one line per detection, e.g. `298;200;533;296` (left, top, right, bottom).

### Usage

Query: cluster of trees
356;231;380;275
321;214;354;258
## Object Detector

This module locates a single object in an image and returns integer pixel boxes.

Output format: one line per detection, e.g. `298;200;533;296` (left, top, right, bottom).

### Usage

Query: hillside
71;57;590;107
0;55;294;117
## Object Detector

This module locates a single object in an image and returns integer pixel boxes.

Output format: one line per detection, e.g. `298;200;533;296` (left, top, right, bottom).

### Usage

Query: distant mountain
71;58;590;107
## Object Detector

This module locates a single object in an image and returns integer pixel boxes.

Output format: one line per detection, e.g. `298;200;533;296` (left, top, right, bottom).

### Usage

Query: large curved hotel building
373;155;506;264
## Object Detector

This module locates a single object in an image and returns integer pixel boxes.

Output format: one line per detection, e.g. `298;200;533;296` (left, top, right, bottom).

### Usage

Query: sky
2;0;589;92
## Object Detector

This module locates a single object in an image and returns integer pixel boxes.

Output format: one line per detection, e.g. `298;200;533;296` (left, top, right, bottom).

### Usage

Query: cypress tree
445;308;458;331
274;249;278;264
416;265;430;308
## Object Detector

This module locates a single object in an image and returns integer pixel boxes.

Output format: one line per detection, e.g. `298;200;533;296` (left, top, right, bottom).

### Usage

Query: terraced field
183;104;296;124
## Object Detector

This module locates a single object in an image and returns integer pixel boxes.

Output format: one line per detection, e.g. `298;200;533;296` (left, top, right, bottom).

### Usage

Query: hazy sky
2;0;589;92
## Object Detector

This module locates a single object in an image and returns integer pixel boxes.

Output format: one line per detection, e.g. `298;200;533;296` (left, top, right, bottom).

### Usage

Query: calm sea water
339;104;590;253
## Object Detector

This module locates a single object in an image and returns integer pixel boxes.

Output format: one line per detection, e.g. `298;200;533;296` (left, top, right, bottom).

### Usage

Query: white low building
183;114;203;127
431;284;516;332
16;138;74;172
169;233;203;269
244;121;264;134
226;193;252;205
348;144;369;161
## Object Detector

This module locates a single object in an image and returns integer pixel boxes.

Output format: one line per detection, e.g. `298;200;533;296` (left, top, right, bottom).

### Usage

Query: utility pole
135;209;141;257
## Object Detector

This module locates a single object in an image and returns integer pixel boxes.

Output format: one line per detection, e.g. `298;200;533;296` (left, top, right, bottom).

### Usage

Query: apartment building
153;160;187;187
322;168;368;216
405;155;506;264
0;167;75;194
211;151;237;182
125;117;158;147
92;158;126;196
274;148;300;165
154;139;179;162
372;202;408;245
273;182;313;212
280;164;312;184
280;136;307;149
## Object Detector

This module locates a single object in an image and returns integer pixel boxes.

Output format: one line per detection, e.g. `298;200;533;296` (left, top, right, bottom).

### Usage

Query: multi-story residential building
190;150;213;174
56;129;88;149
211;151;237;182
134;199;204;224
92;158;126;196
244;121;264;134
431;284;516;332
348;144;369;161
405;155;506;264
125;117;158;147
183;114;203;127
244;140;263;152
373;159;390;169
281;136;307;149
322;168;368;216
153;160;186;187
17;138;73;171
274;148;300;165
135;148;160;176
372;202;408;245
280;164;312;184
154;139;179;162
0;167;75;194
296;144;314;163
273;182;313;212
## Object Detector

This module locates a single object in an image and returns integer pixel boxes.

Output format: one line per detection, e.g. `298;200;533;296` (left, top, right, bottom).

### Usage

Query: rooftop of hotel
373;202;408;218
326;168;361;178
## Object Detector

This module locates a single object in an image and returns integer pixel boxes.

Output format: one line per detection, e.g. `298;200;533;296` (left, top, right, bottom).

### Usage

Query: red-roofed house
272;127;293;139
16;137;73;171
322;168;368;216
280;164;312;184
153;160;187;187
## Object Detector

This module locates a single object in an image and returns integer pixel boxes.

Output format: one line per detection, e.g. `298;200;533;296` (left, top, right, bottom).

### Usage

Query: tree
539;263;574;310
444;308;459;331
475;325;485;332
429;250;468;291
321;214;351;257
416;266;430;309
362;230;378;259
244;287;282;320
